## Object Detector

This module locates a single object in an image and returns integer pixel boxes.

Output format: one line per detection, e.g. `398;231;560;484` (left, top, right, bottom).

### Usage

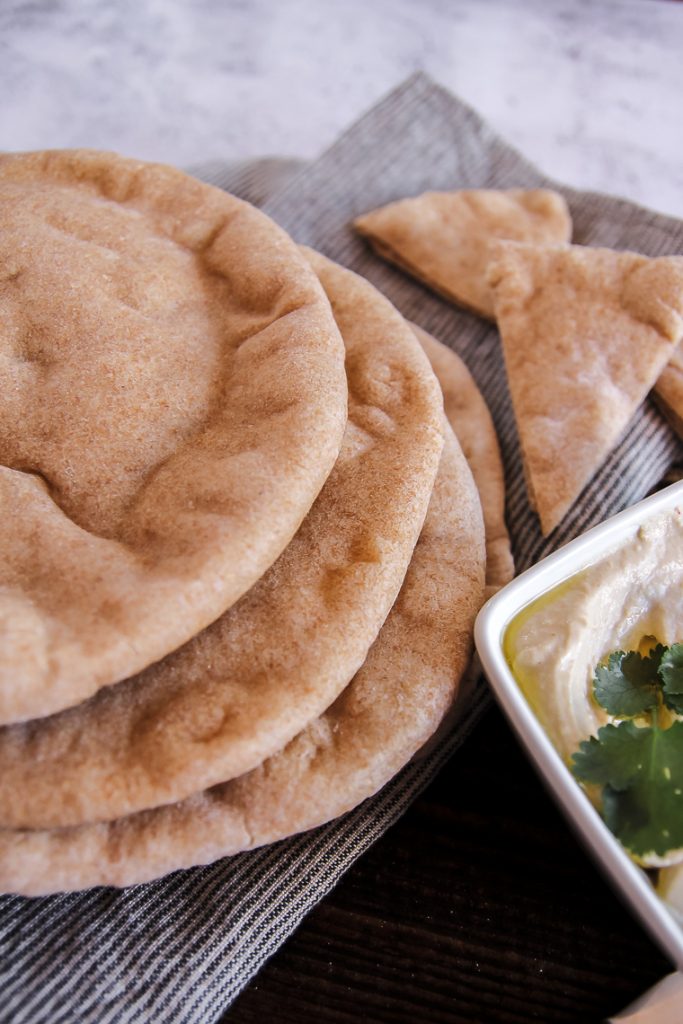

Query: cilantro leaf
572;722;641;787
660;643;683;715
645;642;666;675
572;720;683;857
593;650;660;717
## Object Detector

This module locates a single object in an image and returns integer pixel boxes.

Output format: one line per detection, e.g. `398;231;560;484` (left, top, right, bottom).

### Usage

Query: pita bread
488;242;683;535
354;189;571;318
0;149;348;724
411;323;514;594
654;345;683;439
0;249;444;831
0;426;485;895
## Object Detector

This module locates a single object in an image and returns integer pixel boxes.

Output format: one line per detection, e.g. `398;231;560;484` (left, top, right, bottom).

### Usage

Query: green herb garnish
571;643;683;859
660;645;683;714
592;648;663;718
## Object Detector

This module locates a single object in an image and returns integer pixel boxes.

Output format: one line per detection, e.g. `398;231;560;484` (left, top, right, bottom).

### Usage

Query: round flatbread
0;426;485;895
411;323;514;594
0;149;348;724
654;345;683;440
0;249;444;831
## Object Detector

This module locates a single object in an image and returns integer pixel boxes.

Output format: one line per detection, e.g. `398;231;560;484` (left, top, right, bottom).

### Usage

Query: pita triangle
488;241;683;535
354;188;571;318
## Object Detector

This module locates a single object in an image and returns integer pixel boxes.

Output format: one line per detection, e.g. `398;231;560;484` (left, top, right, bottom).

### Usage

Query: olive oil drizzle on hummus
505;507;683;870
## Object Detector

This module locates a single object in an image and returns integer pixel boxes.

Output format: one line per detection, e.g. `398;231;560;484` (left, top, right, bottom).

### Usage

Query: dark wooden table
228;703;672;1023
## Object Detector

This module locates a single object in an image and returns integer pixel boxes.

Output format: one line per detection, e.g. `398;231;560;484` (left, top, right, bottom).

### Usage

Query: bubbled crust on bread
0;427;485;895
0;249;444;832
0;149;348;723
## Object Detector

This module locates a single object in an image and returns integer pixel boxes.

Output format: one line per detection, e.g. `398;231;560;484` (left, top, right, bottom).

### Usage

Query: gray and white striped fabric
2;72;682;1024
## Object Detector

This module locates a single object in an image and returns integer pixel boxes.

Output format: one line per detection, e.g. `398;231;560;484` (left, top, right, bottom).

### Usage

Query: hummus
505;506;683;766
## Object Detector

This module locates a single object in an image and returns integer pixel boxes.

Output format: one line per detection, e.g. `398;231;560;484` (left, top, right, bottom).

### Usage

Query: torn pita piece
354;189;571;318
488;242;683;535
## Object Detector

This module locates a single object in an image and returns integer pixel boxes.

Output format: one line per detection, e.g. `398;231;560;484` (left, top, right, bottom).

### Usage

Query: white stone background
1;0;682;217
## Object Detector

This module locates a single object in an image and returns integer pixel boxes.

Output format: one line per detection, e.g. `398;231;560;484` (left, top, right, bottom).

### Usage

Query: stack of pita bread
6;147;682;897
356;190;683;535
0;151;515;895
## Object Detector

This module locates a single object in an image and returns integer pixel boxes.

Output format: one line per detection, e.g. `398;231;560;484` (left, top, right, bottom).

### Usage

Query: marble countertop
2;0;682;218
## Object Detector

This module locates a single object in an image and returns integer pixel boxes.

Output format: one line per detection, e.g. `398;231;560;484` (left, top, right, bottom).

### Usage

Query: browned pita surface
0;249;444;831
655;345;683;439
0;149;348;724
488;242;683;535
354;189;571;318
411;323;514;594
0;427;485;895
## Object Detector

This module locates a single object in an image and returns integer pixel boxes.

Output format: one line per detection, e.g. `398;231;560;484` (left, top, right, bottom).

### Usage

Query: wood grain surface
227;704;672;1023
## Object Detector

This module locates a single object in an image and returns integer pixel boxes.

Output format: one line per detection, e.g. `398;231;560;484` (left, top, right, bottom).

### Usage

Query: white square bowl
475;479;683;968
